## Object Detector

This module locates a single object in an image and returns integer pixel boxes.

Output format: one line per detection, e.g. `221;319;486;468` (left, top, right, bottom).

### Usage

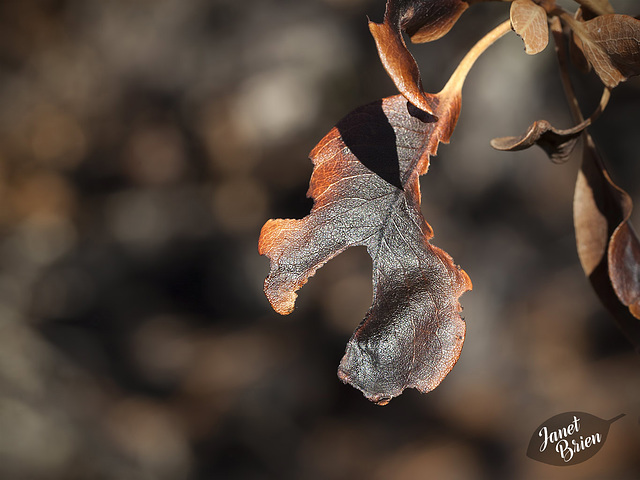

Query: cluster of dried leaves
259;0;640;404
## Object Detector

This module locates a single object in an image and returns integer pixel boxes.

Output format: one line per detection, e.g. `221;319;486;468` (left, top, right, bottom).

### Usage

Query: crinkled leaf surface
510;0;549;55
574;133;640;350
259;92;471;404
569;14;640;88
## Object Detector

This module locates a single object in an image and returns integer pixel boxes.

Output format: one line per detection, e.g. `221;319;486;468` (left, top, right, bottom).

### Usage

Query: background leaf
574;133;640;350
369;13;434;115
608;203;640;319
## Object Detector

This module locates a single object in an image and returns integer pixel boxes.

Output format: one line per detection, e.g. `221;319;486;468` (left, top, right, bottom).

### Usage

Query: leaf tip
267;287;297;315
490;136;519;151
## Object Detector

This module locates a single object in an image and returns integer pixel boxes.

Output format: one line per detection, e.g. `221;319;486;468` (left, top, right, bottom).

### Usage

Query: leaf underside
510;0;549;55
259;94;471;404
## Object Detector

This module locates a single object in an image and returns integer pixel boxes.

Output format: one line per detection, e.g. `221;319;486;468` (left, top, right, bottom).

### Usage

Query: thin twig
549;16;584;123
440;19;512;96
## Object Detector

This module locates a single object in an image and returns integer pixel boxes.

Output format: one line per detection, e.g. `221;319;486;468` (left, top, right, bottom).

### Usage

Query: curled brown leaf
490;88;610;163
510;0;549;55
369;12;434;115
491;119;582;163
260;20;512;404
574;134;640;350
609;222;640;319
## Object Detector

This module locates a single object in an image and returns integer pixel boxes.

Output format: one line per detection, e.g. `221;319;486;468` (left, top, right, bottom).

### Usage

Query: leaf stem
550;15;584;122
440;19;512;96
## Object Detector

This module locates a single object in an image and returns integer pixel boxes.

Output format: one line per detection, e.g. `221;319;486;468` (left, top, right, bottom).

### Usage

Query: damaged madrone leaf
259;21;512;404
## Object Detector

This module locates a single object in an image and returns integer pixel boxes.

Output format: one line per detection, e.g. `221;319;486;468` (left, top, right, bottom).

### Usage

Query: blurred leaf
567;14;640;88
574;134;640;350
608;207;640;319
491;88;609;163
510;0;549;55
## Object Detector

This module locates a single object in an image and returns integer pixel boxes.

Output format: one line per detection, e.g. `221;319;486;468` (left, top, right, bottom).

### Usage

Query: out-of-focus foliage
0;0;639;479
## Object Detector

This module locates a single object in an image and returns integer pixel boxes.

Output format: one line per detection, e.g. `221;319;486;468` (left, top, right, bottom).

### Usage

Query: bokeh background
0;0;639;479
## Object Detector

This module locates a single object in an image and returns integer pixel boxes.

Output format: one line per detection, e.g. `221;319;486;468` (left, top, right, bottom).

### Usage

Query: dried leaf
567;14;640;88
573;134;640;350
609;222;640;319
491;119;582;162
259;20;511;404
369;0;475;115
400;0;470;43
259;93;472;404
510;0;549;55
369;12;434;115
490;88;609;163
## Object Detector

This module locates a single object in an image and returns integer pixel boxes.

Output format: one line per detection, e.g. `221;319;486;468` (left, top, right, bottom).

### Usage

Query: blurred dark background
0;0;639;479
